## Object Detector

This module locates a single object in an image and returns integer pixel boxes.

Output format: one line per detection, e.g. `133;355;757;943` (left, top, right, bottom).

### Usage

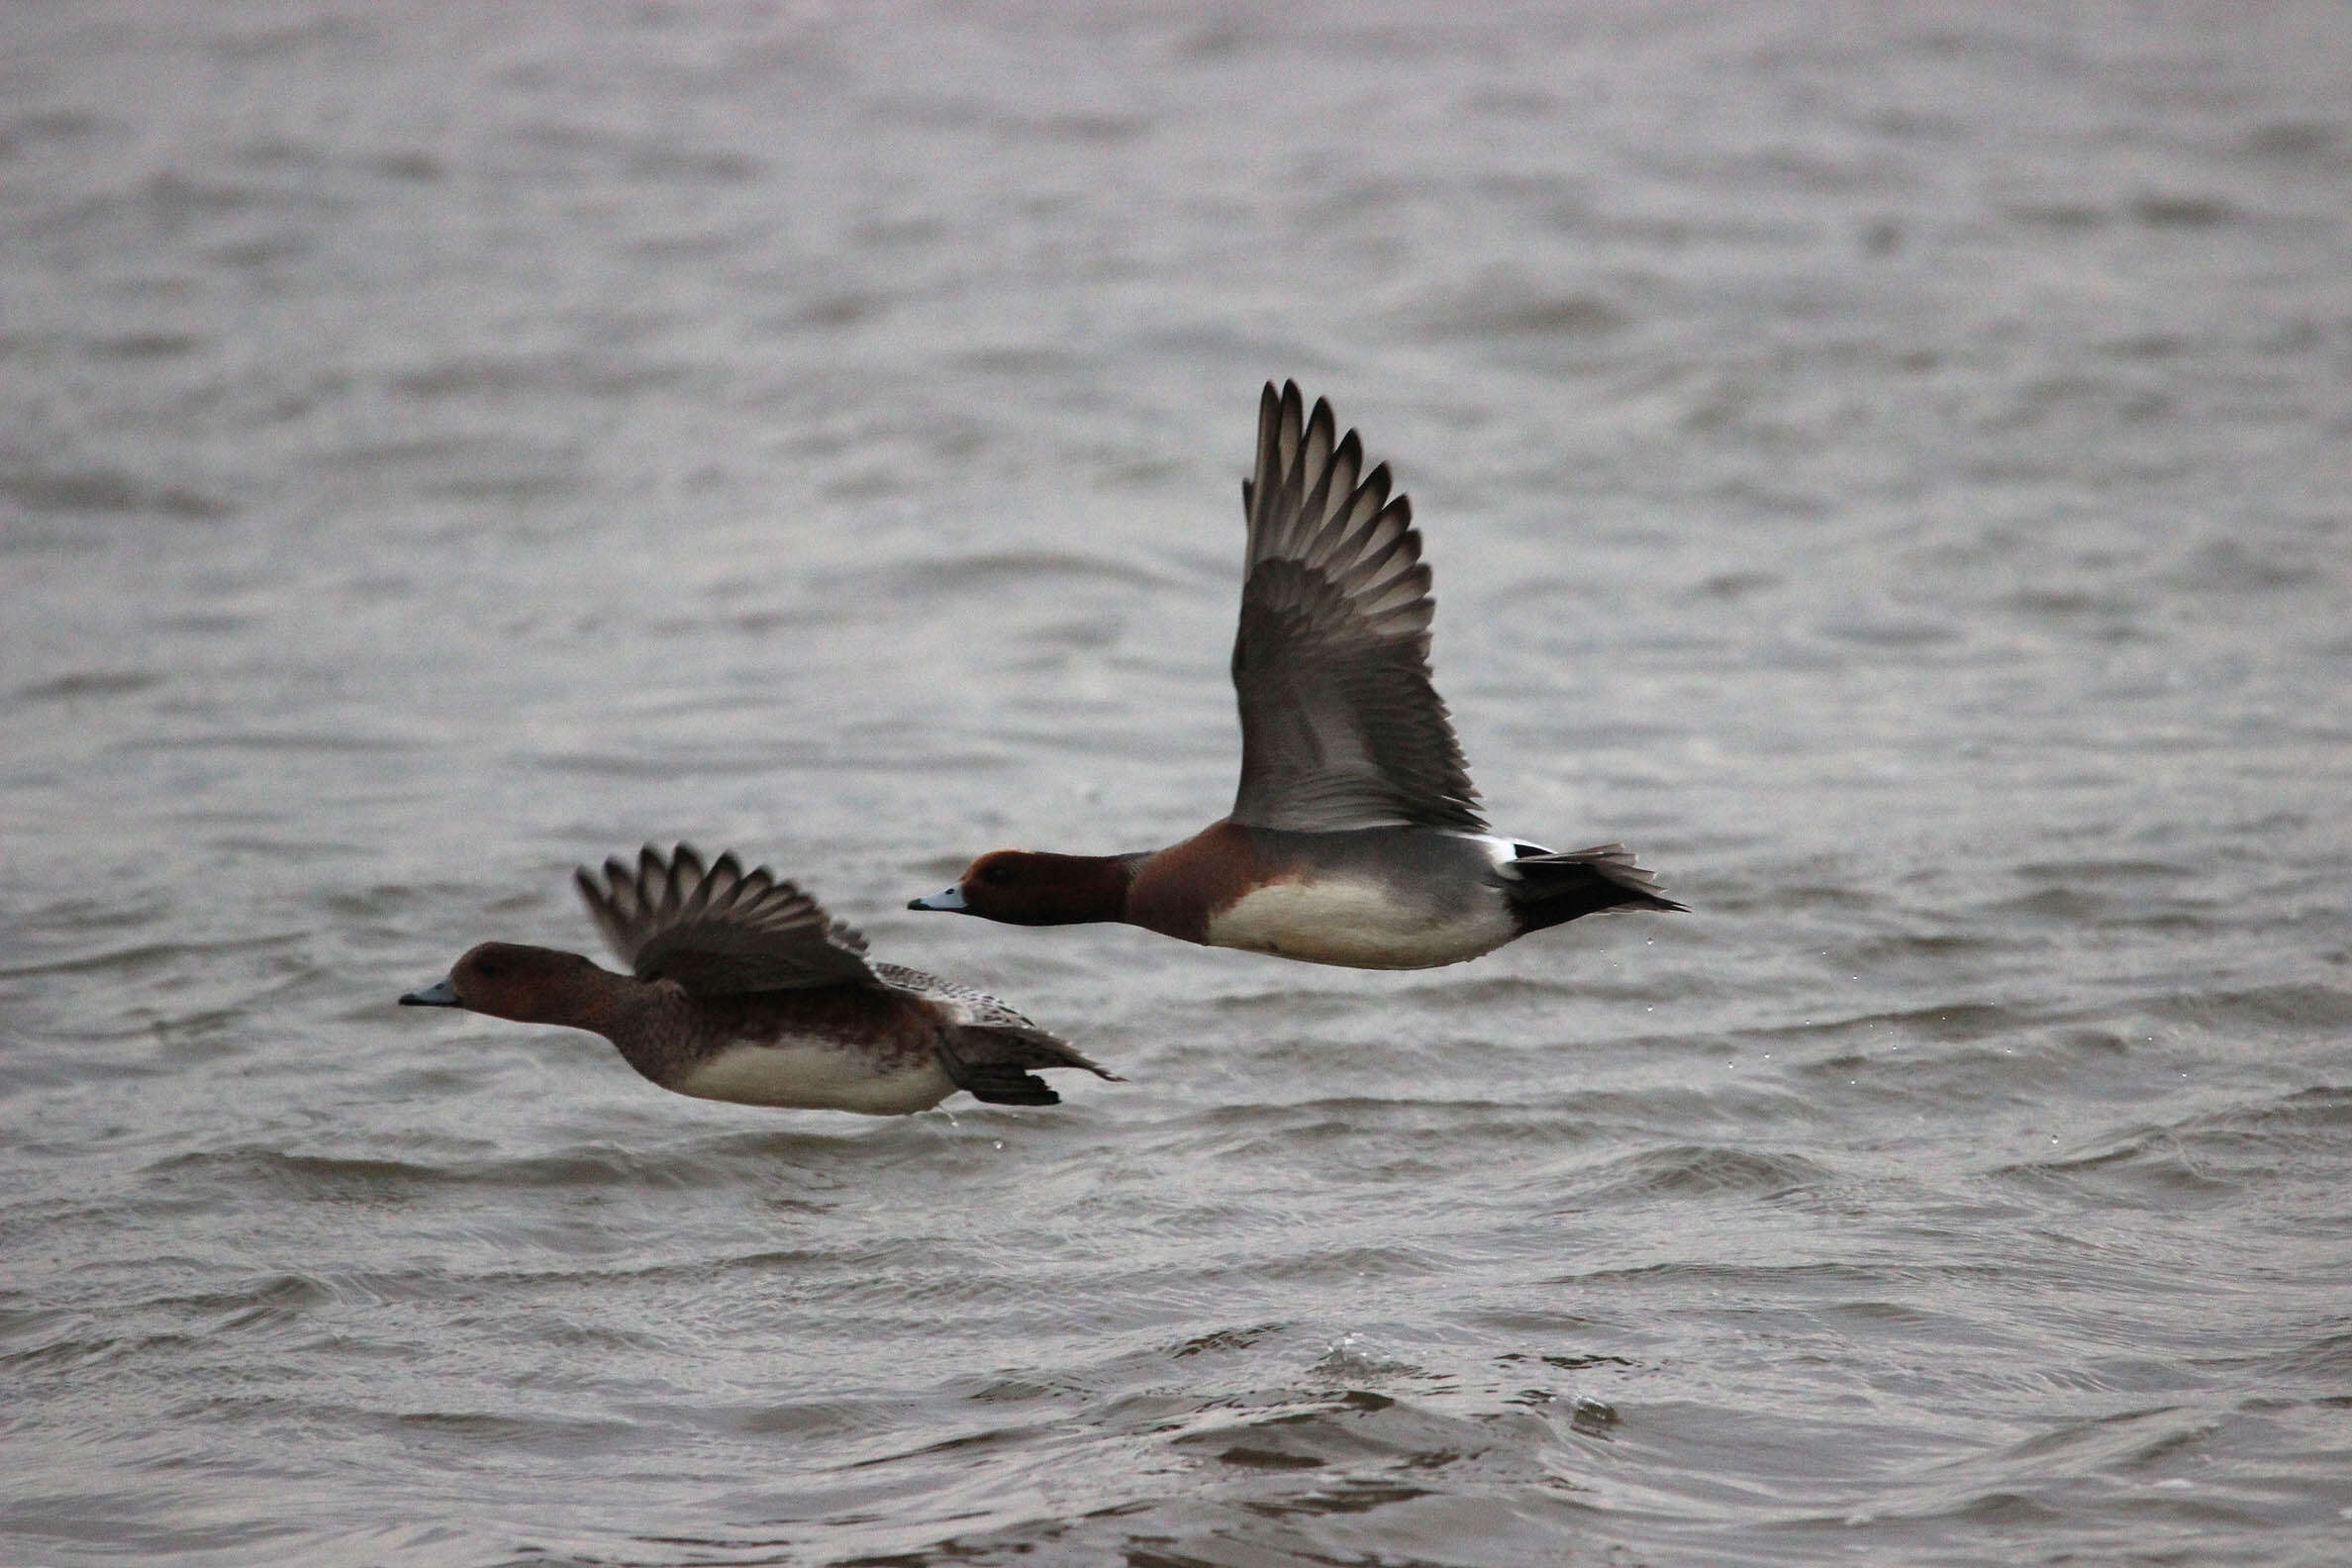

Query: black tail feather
933;1030;1106;1106
953;1063;1063;1107
1508;842;1687;933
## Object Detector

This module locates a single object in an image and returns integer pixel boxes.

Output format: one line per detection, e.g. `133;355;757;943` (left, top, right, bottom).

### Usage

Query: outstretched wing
1229;381;1484;833
574;844;876;995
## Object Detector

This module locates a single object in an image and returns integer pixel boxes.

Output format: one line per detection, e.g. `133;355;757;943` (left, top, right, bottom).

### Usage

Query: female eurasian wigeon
402;845;1118;1114
911;381;1686;970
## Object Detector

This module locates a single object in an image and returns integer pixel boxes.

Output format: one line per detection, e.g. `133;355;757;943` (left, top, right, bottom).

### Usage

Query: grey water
5;3;2351;1564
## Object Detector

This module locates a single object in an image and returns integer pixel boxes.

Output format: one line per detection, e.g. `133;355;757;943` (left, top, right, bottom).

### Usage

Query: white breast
670;1039;954;1116
1204;878;1515;970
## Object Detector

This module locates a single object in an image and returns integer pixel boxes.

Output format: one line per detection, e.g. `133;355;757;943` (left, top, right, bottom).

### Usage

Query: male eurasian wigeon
402;845;1118;1114
910;381;1686;970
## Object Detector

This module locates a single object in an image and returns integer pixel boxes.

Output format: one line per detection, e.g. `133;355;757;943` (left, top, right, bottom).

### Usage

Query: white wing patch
1455;833;1546;877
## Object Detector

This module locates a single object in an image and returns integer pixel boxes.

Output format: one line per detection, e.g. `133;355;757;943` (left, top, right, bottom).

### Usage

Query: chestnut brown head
399;941;614;1027
907;850;1132;927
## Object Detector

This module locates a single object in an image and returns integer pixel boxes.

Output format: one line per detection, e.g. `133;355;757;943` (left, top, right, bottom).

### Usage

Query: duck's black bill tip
399;979;461;1008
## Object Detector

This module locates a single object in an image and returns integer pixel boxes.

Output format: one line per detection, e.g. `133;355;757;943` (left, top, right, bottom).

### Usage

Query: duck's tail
1506;842;1687;934
936;1028;1125;1107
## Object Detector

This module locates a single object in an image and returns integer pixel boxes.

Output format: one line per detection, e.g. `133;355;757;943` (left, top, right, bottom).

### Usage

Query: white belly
671;1040;954;1116
1204;879;1515;970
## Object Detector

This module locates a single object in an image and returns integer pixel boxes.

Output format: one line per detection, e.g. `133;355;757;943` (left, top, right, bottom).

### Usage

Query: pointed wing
574;844;877;995
1229;381;1484;833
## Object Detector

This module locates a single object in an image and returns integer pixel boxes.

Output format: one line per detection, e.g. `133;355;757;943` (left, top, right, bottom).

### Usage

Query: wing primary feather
1295;398;1336;546
574;865;627;964
638;845;670;924
698;858;734;921
671;844;705;919
1304;464;1392;567
1295;427;1363;553
1230;382;1485;833
567;844;881;993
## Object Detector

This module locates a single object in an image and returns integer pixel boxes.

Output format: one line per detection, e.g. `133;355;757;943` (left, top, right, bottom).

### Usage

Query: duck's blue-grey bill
908;887;967;912
400;979;461;1007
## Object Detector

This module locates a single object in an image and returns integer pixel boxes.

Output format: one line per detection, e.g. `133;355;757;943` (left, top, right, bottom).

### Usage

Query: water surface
5;3;2352;1564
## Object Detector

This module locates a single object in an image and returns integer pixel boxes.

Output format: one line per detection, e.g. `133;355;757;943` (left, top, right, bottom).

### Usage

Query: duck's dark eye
979;863;1014;886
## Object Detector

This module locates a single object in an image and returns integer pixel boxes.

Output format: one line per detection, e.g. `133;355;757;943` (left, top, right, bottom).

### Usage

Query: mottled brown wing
873;961;1125;1102
1229;380;1484;833
574;844;876;995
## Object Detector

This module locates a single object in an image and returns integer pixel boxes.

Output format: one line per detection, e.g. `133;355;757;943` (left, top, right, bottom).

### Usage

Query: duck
910;381;1685;970
402;845;1119;1114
